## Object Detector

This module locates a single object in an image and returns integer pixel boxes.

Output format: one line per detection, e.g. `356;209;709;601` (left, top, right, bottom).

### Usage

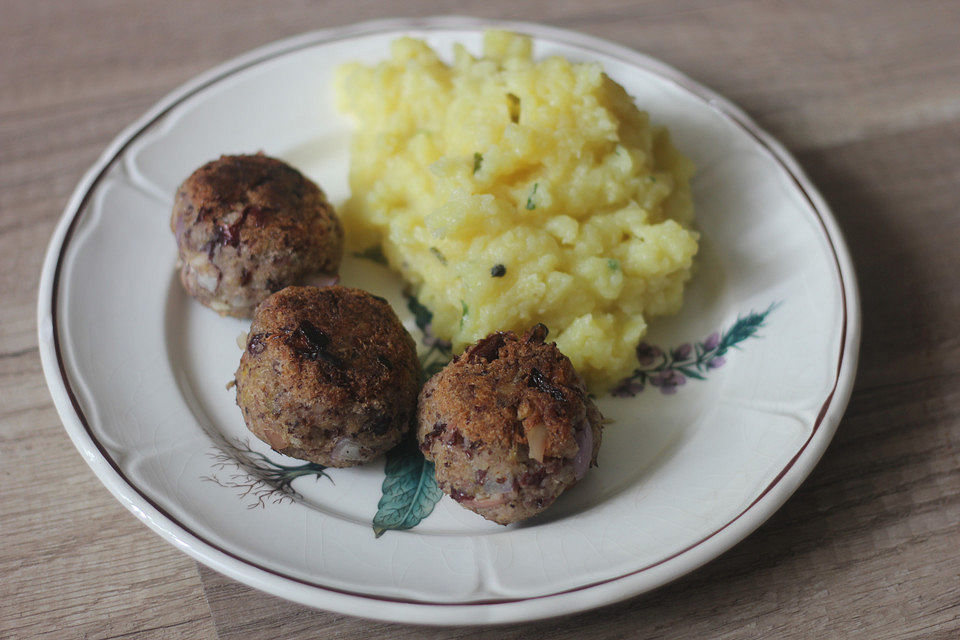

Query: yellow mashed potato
335;31;698;391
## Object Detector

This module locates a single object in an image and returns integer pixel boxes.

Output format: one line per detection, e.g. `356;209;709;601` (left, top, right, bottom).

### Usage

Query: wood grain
2;1;959;638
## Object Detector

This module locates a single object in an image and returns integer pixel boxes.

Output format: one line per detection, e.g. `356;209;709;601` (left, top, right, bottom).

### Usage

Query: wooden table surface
4;1;959;638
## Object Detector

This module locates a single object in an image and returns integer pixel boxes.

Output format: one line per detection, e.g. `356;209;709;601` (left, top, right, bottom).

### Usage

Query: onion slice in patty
526;423;547;462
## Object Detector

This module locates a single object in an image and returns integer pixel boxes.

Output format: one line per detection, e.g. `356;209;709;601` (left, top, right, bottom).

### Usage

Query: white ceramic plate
38;16;860;625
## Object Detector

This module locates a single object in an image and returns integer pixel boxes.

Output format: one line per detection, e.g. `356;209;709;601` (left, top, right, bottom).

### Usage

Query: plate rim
37;15;862;625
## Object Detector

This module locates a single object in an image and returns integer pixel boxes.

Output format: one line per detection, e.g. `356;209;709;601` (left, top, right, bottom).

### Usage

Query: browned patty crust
235;286;420;467
170;153;343;318
417;325;603;524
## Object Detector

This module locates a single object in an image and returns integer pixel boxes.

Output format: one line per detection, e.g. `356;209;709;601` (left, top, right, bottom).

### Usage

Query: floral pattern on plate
205;293;779;536
612;302;780;397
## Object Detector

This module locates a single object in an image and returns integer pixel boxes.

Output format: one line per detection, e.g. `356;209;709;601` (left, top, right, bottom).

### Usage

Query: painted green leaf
676;366;706;381
353;245;388;265
611;302;780;397
373;439;444;537
203;437;331;509
717;302;780;355
423;359;448;380
404;293;453;382
407;295;434;333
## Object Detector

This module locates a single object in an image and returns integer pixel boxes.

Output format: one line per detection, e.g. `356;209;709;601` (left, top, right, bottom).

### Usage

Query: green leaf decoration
404;293;453;383
676;366;707;381
373;439;444;537
203;437;331;509
611;301;780;397
353;245;388;265
423;358;448;380
716;302;780;356
407;294;434;334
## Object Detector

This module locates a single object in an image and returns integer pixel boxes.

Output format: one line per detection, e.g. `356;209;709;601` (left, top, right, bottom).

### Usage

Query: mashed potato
335;31;698;391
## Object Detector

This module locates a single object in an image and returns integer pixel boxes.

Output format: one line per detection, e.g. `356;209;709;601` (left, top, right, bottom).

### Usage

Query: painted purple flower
636;343;663;366
671;343;693;361
649;370;686;394
703;332;720;351
707;356;726;369
611;380;644;397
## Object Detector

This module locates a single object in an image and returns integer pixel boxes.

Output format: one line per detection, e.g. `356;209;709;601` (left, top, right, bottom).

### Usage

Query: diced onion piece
303;272;341;288
526;423;547;462
195;269;219;293
462;493;512;509
330;438;365;463
572;419;593;480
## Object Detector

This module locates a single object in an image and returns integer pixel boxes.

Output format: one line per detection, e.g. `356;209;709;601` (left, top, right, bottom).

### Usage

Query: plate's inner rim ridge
44;17;853;610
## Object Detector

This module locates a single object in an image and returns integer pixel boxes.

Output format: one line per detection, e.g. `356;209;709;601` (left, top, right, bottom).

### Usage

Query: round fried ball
235;286;420;467
170;153;343;318
417;324;603;525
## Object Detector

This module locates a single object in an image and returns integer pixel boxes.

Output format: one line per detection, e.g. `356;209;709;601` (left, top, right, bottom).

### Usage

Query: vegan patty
235;285;420;467
171;153;343;318
417;324;603;524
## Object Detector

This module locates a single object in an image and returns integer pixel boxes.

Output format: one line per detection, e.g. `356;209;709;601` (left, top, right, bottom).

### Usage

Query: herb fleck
473;152;483;174
648;175;657;183
526;183;539;210
460;300;469;329
608;259;620;271
507;93;520;123
429;247;447;265
490;264;506;278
